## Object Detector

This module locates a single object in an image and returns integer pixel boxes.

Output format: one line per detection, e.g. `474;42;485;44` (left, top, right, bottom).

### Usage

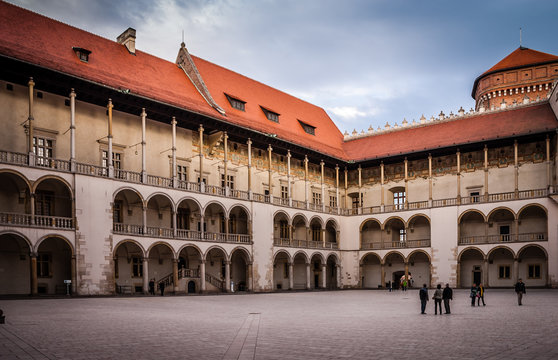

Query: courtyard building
0;2;557;295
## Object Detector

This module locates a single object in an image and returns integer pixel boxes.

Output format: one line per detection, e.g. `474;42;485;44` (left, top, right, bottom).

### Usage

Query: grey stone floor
1;289;557;359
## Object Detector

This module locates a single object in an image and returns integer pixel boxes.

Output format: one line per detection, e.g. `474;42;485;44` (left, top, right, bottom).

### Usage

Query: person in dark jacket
419;284;429;314
159;281;165;296
433;284;443;315
477;283;486;306
148;279;155;295
514;278;526;305
470;283;478;306
442;283;453;314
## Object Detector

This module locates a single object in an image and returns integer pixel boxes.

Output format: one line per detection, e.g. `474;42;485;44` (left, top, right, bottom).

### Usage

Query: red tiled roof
342;103;558;161
0;1;345;159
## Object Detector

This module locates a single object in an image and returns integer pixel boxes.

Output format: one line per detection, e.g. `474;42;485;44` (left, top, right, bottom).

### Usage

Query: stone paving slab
1;289;557;359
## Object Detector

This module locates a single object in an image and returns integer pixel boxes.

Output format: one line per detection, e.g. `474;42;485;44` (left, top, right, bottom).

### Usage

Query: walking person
514;278;526;305
477;283;486;306
470;283;478;306
442;283;453;314
402;279;408;291
148;278;155;295
433;284;443;315
159;281;165;296
419;283;429;314
387;280;392;292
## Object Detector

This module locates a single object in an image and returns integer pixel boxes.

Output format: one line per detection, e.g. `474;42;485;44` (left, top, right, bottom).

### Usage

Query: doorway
473;266;482;285
187;280;196;293
393;270;405;289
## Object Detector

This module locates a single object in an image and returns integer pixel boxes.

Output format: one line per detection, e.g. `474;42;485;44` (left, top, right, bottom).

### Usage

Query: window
177;208;190;230
279;220;288;239
102;150;121;169
197;177;207;184
72;47;91;62
352;196;361;209
229;214;236;234
393;190;405;210
113;200;123;223
298;120;316;135
177;165;188;181
399;229;406;243
261;107;279;122
37;253;51;277
498;265;511;279
35;191;54;216
225;94;246;111
329;195;337;208
312;225;321;242
528;264;541;279
499;225;510;241
33;136;53;166
221;174;235;189
281;185;288;199
470;191;480;203
131;256;143;277
312;192;321;205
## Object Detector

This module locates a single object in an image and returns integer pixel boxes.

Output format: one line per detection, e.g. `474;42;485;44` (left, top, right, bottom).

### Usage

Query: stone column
306;262;311;290
247;263;253;291
69;89;76;172
142;202;147;235
514;140;519;198
30;252;38;295
172;210;177;237
380;262;385;289
199;125;204;189
142;257;149;294
404;262;409;283
173;258;179;293
288;224;293;243
483;259;489;287
107;99;114;178
344;167;348;209
428;154;432;205
456;150;461;203
321;228;326;247
404;158;409;209
171;117;177;188
336;264;341;289
287;150;292;206
513;258;519;284
320;160;325;211
141;108;147;183
484;145;489;200
200;215;205;239
456;261;461;288
358;165;362;212
27;78;35;165
306;226;310;242
247;138;252;198
225;260;231;292
288;262;294;290
321;263;327;289
224;132;229;196
546;136;552;190
200;260;206;292
304;155;309;206
224;216;229;239
268;145;273;201
380;162;385;210
335;165;340;213
71;255;77;294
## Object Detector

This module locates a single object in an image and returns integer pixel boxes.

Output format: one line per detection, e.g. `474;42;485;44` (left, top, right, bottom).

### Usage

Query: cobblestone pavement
1;289;557;360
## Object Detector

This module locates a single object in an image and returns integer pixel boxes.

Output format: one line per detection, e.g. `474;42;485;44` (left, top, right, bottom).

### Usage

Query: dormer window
225;94;246;111
261;107;279;123
72;47;91;62
298;120;316;135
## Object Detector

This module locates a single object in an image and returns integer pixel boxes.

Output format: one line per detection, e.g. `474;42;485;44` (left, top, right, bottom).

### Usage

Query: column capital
247;138;252;145
267;144;273;152
28;77;35;86
199;124;204;132
171;116;177;125
287;150;291;158
141;107;146;117
107;98;113;109
69;88;76;97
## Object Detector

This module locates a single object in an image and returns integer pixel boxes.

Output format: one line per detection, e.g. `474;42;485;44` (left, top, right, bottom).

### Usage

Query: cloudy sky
10;0;558;134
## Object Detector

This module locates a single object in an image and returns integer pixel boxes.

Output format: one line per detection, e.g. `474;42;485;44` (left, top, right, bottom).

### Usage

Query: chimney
117;28;136;54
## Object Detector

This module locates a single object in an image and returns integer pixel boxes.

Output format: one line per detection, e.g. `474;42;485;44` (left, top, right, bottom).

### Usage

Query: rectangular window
329;195;337;208
221;174;235;189
312;226;321;242
498;265;511;279
312;192;321;205
131;256;143;277
528;264;541;279
279;220;289;239
177;165;188;181
113;200;123;223
399;229;406;243
177;208;190;230
35;190;54;216
352;196;361;209
281;185;288;199
33;136;54;166
470;191;480;203
499;225;510;242
394;191;405;210
37;253;51;278
102;150;121;169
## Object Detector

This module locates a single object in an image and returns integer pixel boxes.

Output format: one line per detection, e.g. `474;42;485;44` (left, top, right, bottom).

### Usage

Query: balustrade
458;232;547;245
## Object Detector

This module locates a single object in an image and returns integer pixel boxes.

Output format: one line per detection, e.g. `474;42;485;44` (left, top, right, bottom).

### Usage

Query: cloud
327;106;369;120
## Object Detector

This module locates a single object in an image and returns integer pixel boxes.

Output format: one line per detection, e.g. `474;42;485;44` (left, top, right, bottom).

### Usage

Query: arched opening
292;215;307;247
177;246;202;293
146;195;173;238
487;208;515;243
459;211;485;245
325;220;337;248
228;206;249;243
34;178;72;227
0;233;31;294
408;251;431;288
326;254;338;289
0;172;31;225
361;253;381;288
205;247;226;292
273;212;290;246
273;251;291;290
113;190;143;235
518;245;547;287
309;218;323;245
204;203;226;240
114;241;144;294
176;199;202;239
230;248;250;292
407;215;431;248
384;252;405;289
148;243;174;293
361;219;382;250
517;205;547;242
384;218;406;249
458;248;484;288
292;252;308;290
487;247;514;287
310;253;324;289
36;236;72;295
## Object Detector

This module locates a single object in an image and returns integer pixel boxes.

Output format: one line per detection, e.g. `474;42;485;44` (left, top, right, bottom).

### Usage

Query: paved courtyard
1;289;557;360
